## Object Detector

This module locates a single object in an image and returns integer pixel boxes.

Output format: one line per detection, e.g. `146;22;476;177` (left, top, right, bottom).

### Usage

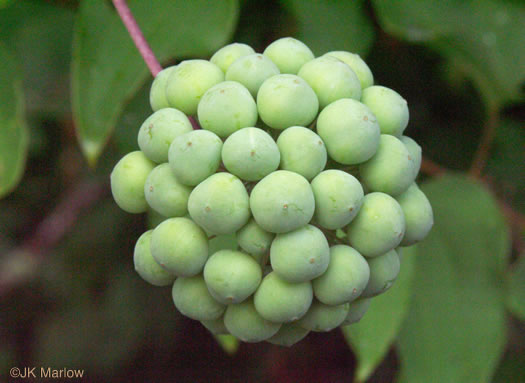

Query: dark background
0;0;524;382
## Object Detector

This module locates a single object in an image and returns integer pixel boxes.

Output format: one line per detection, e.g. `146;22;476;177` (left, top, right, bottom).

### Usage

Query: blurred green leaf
372;0;525;108
214;334;240;355
280;0;374;57
72;0;239;166
113;80;152;156
0;1;74;117
0;44;28;198
506;254;525;321
397;174;511;383
486;119;525;215
342;247;416;383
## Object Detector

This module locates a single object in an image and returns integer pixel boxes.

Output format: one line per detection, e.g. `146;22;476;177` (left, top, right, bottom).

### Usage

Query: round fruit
361;85;409;137
396;183;434;246
150;217;208;276
138;108;193;163
276;126;327;181
224;299;281;342
133;230;175;286
188;172;250;235
201;316;229;335
204;249;262;304
311;170;364;230
347;192;406;258
324;51;374;89
254;271;313;323
165;59;224;115
340;298;372;326
197;81;258;138
298;300;350;332
150;66;177;111
144;163;192;217
172;275;225;320
361;249;401;298
267;322;310;347
257;74;319;130
110;151;155;214
226;53;280;98
400;135;422;179
298;55;361;109
270;224;330;282
312;245;370;305
237;218;275;259
221;127;280;181
316;98;380;165
250;170;315;233
263;37;314;74
168;129;223;186
210;43;255;73
360;134;416;196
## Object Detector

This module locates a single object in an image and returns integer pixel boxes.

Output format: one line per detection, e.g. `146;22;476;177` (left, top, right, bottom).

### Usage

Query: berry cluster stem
112;0;162;77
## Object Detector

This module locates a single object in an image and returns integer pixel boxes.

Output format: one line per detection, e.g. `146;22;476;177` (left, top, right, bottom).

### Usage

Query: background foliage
0;0;523;382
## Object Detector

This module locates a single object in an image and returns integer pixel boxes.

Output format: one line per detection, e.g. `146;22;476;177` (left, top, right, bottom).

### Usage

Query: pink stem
112;0;162;77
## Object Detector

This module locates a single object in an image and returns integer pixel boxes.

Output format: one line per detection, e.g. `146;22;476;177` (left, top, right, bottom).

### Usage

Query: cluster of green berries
110;37;433;347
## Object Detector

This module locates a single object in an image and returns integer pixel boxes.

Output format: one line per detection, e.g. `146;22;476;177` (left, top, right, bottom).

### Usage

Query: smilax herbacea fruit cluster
110;37;433;346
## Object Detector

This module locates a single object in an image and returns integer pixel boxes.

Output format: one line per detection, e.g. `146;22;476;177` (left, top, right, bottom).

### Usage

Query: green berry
361;85;409;137
257;74;319;130
316;98;380;165
267;322;310;347
237;218;275;260
324;51;374;89
361;249;400;298
270;224;330;282
298;55;361;109
150;66;177;111
276;126;327;181
168;130;223;186
396;183;434;246
110;151;155;214
204;249;262;304
197;81;258;138
311;170;364;230
250;170;315;233
347;192;406;258
254;271;313;323
359;134;416;196
224;299;282;342
172;275;225;320
210;43;255;73
400;135;422;179
340;298;372;326
165;59;224;115
133;230;175;286
298;300;350;332
221;127;280;181
312;245;370;305
138;108;193;163
201;316;229;335
144;163;192;217
263;37;314;74
150;217;208;276
226;53;281;98
188;172;250;235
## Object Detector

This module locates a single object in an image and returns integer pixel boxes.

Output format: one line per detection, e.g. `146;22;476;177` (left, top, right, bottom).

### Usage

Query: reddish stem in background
112;0;162;77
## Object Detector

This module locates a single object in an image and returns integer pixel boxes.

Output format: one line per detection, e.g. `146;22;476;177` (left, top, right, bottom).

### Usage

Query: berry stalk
112;0;162;77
